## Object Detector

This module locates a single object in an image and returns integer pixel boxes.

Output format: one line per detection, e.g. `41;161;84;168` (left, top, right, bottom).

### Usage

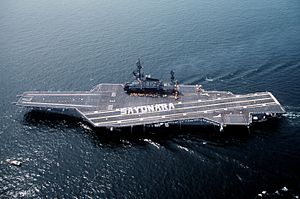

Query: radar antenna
170;70;175;84
133;58;143;80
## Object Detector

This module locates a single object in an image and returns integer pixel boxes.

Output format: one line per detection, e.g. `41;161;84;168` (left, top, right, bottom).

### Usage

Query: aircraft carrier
16;59;285;131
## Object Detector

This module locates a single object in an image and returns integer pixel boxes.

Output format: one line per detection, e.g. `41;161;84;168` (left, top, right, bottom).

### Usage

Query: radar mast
133;58;143;80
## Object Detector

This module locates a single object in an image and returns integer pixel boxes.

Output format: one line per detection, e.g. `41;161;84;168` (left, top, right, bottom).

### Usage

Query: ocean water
1;0;300;198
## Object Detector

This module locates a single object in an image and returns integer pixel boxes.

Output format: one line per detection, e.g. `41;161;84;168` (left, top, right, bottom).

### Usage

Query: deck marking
88;97;273;120
93;102;278;126
116;103;175;115
97;102;277;126
181;92;269;106
23;93;108;96
20;101;97;108
83;92;270;116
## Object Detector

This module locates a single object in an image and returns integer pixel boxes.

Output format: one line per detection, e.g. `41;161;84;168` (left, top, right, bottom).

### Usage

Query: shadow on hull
23;109;284;140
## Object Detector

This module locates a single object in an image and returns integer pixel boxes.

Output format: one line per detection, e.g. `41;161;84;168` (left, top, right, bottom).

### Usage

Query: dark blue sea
1;0;300;198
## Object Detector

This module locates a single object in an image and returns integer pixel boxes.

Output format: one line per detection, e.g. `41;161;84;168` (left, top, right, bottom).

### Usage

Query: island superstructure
16;60;285;131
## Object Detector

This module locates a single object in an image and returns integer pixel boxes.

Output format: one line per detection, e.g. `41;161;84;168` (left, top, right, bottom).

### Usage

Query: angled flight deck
16;84;285;129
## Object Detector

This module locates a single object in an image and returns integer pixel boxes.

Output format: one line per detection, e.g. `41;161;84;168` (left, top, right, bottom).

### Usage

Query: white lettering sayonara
116;103;175;115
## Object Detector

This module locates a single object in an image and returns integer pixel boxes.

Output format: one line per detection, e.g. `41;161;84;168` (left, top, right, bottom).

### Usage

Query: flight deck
16;84;285;130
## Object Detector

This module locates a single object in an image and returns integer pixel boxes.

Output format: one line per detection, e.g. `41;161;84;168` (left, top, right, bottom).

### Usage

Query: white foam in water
80;123;92;131
256;186;300;198
177;145;189;152
205;77;214;82
143;139;160;149
283;112;300;119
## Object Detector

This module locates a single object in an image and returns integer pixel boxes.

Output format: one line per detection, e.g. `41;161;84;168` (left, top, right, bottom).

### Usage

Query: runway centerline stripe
20;101;97;108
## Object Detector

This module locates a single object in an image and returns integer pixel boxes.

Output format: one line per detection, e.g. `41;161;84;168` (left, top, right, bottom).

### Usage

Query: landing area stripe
83;92;270;116
93;102;278;126
88;97;274;120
